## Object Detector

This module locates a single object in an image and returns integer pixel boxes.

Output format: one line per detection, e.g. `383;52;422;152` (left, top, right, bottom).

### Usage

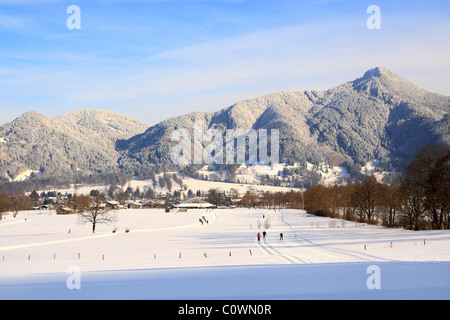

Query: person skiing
257;233;261;242
263;231;267;239
279;232;283;240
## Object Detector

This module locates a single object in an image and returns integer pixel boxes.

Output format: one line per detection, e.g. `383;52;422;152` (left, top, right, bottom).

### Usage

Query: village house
175;198;216;210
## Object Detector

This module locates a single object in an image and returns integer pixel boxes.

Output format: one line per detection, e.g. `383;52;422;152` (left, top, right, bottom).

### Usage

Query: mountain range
0;67;448;185
0;109;149;182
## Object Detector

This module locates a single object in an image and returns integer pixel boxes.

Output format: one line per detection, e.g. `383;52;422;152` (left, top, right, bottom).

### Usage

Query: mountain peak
351;66;428;99
18;110;47;120
11;110;51;127
359;66;402;82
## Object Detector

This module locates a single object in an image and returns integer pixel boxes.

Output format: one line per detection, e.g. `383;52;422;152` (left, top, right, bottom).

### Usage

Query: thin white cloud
0;13;28;30
0;4;448;125
0;0;61;4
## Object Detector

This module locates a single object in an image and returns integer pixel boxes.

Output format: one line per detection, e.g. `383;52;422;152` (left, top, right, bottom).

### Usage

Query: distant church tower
180;190;184;202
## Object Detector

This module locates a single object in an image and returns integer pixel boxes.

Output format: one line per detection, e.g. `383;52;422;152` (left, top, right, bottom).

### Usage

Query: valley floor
1;208;449;299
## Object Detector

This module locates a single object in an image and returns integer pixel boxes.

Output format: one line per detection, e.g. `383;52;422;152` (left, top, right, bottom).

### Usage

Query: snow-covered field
1;208;449;300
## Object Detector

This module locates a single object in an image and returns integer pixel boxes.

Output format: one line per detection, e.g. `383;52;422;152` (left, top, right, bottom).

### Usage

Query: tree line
303;144;449;230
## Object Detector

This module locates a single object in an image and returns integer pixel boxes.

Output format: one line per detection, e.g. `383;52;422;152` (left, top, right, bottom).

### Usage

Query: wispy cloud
0;0;61;4
0;0;449;125
0;13;28;30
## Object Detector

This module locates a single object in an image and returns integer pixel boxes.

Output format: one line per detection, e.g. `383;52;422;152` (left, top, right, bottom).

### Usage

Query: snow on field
37;176;299;197
181;177;299;194
1;208;449;299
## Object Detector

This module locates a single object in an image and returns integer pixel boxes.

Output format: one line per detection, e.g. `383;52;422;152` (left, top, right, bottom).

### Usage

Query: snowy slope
37;175;299;197
0;209;449;299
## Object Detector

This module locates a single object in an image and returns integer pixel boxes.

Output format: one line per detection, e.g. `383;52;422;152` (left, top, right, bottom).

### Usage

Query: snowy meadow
1;208;449;300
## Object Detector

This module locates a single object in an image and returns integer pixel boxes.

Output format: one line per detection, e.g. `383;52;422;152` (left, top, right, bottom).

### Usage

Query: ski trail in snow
0;219;29;227
129;222;203;234
256;212;310;264
279;210;393;263
258;238;297;264
0;232;119;252
280;212;312;244
259;237;308;264
0;213;215;252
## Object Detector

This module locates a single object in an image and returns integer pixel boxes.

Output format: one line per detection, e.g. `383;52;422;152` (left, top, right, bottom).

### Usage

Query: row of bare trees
0;191;115;233
304;144;449;230
0;193;30;220
238;189;303;209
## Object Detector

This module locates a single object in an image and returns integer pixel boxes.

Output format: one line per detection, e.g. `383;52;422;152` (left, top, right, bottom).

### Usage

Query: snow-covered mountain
119;67;449;173
0;109;149;181
0;67;448;184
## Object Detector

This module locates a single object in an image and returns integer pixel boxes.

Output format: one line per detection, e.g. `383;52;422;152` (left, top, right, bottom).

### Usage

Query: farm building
175;198;216;209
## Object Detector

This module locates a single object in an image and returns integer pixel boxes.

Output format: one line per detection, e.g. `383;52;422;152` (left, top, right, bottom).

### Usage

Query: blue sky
0;0;449;125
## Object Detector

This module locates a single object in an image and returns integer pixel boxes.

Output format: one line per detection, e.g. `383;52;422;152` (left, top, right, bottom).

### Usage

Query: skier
263;231;267;239
257;233;261;242
279;232;283;240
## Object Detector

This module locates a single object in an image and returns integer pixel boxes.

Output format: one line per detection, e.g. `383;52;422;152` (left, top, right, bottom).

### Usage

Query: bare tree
379;172;402;227
206;188;223;206
158;176;166;189
399;151;428;230
72;194;91;213
163;172;172;191
400;144;450;230
353;174;380;224
422;147;450;230
9;193;29;218
240;191;257;208
79;194;116;233
0;193;12;220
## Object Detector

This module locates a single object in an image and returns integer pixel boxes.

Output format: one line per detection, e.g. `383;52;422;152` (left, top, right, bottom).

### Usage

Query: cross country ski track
255;209;395;265
258;237;309;264
277;210;394;264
